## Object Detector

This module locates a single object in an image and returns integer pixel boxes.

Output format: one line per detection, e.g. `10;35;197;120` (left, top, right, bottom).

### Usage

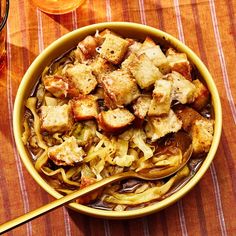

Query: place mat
0;0;235;235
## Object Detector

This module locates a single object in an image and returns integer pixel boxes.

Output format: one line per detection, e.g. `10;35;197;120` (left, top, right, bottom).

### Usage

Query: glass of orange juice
0;0;9;70
32;0;85;15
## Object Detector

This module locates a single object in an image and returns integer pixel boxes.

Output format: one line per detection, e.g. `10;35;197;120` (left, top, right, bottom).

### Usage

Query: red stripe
122;0;130;21
50;14;61;39
190;0;208;65
159;211;169;235
39;191;53;235
0;144;12;223
195;185;208;235
88;0;95;24
155;2;164;30
226;0;236;50
18;2;30;70
221;129;236;200
66;209;91;235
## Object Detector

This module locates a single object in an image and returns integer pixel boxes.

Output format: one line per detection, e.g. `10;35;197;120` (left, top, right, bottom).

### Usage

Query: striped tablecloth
0;0;235;235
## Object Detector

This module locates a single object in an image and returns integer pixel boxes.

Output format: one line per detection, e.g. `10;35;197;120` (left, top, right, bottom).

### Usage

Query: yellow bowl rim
13;22;222;219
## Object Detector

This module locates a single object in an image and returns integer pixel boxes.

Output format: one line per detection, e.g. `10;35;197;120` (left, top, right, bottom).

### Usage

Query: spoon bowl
137;131;193;179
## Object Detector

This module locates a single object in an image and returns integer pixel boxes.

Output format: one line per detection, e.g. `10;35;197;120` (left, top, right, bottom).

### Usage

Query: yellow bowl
13;22;222;219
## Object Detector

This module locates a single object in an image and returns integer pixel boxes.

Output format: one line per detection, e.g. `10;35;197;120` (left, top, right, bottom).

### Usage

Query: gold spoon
0;132;192;234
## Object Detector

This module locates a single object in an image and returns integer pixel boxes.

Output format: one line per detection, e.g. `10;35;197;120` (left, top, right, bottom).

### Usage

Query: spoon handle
0;174;125;234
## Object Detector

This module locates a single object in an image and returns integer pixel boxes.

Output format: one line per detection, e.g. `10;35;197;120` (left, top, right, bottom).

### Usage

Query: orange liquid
32;0;85;14
0;26;6;71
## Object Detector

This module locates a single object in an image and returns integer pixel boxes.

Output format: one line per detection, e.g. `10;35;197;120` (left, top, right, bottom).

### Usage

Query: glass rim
0;0;9;31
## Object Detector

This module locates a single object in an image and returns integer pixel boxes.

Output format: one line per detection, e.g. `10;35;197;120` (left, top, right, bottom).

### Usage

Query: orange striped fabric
0;0;235;235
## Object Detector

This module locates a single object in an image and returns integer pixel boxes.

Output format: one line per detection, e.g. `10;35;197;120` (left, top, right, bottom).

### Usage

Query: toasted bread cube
140;36;156;49
94;29;121;46
64;64;97;95
92;87;105;100
148;79;172;116
48;136;85;166
100;34;129;64
138;44;170;74
133;95;152;119
129;54;163;89
44;96;59;106
101;69;140;108
175;106;202;131
73;47;87;64
98;108;135;132
41;104;72;133
102;92;116;109
78;35;98;59
139;37;169;70
98;29;120;38
126;39;142;56
191;119;214;155
121;53;137;70
167;72;196;104
166;48;192;80
43;75;68;98
192;79;210;110
70;95;98;121
145;110;182;142
90;56;115;83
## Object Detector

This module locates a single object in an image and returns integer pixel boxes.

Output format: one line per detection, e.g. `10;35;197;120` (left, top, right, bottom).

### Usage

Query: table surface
0;0;235;235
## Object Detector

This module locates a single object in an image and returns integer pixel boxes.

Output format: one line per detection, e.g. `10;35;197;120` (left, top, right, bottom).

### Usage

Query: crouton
145;110;182;142
40;104;73;133
44;96;59;106
175;106;214;154
175;106;203;131
191;79;210;111
73;47;86;64
167;71;196;104
148;79;172;116
125;39;142;56
191;119;214;155
101;69;140;108
133;95;152;119
100;34;129;64
142;46;170;74
98;29;119;38
102;92;116;109
48;136;85;166
98;108;135;132
64;64;97;95
166;48;192;80
92;87;105;100
138;40;170;74
43;75;68;98
129;54;163;89
136;37;170;73
94;29;121;46
140;36;156;49
121;53;137;70
70;95;98;121
78;35;98;59
90;56;115;83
